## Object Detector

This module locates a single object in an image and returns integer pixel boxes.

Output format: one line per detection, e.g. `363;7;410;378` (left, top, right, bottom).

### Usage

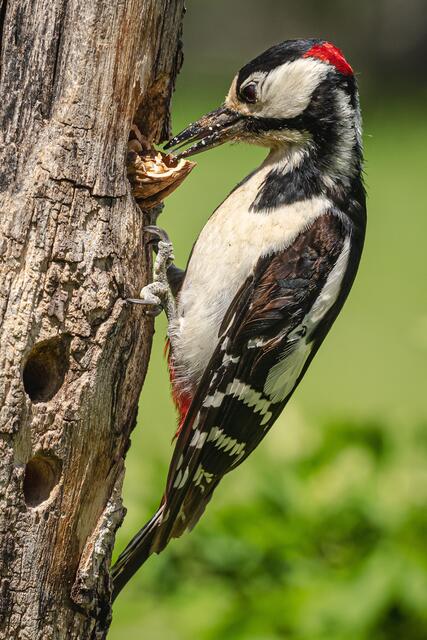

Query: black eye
240;82;257;104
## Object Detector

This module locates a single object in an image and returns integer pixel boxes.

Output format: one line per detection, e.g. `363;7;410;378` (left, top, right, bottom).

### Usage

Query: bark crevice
0;0;8;66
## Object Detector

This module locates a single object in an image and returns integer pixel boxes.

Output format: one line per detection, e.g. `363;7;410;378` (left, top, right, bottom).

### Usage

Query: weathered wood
0;1;185;637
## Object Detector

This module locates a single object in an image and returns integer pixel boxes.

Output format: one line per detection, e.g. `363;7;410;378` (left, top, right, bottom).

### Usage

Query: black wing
150;212;352;552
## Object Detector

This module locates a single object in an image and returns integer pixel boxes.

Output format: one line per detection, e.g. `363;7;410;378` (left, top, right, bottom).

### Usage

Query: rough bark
0;1;185;638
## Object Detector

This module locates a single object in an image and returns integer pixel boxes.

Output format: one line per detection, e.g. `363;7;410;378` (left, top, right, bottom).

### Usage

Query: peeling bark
0;1;185;637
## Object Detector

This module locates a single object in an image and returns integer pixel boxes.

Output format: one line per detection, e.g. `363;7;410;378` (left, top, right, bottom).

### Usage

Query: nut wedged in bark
127;142;195;209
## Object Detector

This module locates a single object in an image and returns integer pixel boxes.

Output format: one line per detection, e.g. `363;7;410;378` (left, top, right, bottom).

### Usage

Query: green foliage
112;417;427;639
110;89;427;638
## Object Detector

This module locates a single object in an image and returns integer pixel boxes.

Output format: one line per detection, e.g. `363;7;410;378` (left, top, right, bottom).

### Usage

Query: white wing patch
264;236;350;403
173;465;190;490
203;390;225;409
193;465;214;492
232;382;272;425
190;429;208;449
222;352;240;367
247;337;269;349
207;426;246;462
200;379;273;427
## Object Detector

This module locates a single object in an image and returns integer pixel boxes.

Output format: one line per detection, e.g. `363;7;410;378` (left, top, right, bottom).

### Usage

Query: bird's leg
129;226;178;323
148;203;164;227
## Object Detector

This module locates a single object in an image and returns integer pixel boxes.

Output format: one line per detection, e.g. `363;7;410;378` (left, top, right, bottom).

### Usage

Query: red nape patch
304;42;353;76
165;338;192;438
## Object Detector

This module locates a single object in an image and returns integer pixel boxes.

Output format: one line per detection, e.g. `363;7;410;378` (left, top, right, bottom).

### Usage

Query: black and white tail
111;506;164;601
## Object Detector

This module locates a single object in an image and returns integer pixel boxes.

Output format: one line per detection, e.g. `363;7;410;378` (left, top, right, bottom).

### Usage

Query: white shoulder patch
264;337;312;404
264;236;351;403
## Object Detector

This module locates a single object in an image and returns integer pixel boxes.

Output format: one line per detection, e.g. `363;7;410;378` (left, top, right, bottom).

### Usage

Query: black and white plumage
112;39;366;598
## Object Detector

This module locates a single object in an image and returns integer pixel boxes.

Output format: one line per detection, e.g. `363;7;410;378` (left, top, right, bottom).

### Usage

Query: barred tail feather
111;505;164;601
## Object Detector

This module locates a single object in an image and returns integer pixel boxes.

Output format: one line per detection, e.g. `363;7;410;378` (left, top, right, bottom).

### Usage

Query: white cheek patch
255;58;329;120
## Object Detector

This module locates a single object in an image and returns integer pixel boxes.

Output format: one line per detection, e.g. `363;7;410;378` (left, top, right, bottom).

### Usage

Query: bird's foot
145;226;175;285
128;281;169;317
128;226;177;321
148;203;164;226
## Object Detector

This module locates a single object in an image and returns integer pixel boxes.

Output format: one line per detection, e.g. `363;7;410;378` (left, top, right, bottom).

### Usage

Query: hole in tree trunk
23;453;62;507
23;335;70;403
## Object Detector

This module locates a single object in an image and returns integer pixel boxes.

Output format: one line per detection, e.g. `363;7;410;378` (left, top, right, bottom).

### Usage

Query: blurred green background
111;1;427;638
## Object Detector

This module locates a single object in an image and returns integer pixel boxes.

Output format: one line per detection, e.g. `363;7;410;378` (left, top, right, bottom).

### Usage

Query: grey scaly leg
129;226;178;323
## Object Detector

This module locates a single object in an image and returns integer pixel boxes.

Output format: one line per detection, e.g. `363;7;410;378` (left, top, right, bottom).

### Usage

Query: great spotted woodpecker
112;39;366;598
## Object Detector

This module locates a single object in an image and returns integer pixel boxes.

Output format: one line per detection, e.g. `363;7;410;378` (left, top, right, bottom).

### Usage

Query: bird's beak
164;106;244;158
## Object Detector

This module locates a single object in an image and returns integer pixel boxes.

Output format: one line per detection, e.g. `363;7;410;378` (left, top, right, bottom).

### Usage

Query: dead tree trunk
0;1;185;637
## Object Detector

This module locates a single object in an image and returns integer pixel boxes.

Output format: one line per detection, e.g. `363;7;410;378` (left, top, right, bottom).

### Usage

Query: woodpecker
113;39;366;599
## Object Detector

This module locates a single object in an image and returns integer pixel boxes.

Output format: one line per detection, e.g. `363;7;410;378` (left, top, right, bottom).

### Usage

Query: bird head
165;39;359;159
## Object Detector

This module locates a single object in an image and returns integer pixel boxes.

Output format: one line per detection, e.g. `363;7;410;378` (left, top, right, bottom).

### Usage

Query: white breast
169;163;332;390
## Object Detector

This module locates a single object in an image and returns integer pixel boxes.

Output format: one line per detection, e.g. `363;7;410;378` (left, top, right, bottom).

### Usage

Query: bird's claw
128;281;170;316
127;298;164;317
144;226;175;266
144;225;171;244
